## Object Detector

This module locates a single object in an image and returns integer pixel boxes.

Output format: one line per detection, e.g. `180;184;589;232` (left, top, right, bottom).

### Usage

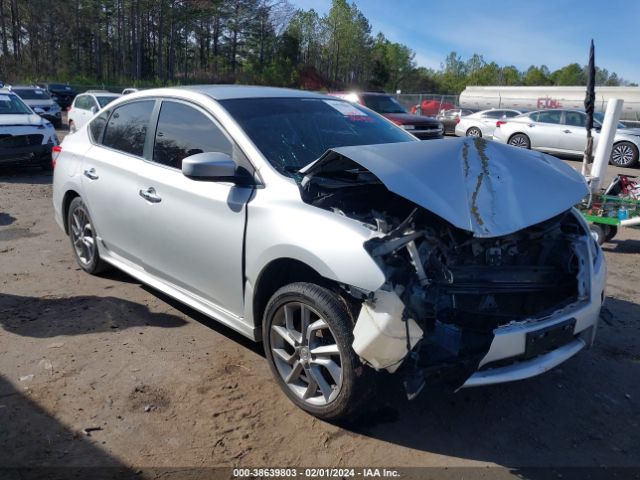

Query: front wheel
508;133;531;149
263;282;374;421
610;141;639;168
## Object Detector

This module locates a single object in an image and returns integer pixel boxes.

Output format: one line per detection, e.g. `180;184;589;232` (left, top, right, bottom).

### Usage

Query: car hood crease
301;137;588;238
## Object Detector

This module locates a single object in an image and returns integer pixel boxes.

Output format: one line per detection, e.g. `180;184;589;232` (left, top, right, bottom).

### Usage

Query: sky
289;0;640;83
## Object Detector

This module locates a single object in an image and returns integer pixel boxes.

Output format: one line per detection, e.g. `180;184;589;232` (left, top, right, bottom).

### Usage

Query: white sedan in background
455;109;521;139
67;91;121;133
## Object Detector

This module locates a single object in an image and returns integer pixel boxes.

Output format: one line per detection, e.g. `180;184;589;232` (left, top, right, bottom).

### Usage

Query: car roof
10;85;43;90
176;85;327;100
82;91;121;97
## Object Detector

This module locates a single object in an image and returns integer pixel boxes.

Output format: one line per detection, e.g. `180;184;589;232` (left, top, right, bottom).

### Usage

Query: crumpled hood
301;137;588;238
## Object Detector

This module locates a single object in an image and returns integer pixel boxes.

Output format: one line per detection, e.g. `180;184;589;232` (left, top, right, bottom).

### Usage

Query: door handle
527;124;535;128
83;168;99;180
563;129;571;133
139;187;162;203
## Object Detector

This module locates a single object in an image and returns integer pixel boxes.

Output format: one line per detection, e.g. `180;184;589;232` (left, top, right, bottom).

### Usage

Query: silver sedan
492;109;640;167
52;87;605;420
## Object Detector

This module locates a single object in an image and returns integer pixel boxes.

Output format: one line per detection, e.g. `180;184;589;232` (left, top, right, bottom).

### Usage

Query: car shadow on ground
602;238;640;254
0;293;187;338
0;374;139;478
0;167;52;185
341;296;640;474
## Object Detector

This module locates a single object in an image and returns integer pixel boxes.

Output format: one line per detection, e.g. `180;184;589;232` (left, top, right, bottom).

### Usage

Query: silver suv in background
67;91;121;132
52;86;605;420
493;109;640;167
10;85;62;128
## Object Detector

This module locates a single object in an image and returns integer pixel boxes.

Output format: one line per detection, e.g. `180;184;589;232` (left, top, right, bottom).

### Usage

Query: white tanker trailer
459;86;640;125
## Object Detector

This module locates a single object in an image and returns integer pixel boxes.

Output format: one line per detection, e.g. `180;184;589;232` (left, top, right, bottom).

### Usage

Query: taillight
496;120;507;128
52;145;62;169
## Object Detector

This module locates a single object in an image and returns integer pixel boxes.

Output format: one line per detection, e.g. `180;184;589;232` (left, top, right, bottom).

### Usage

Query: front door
135;99;251;317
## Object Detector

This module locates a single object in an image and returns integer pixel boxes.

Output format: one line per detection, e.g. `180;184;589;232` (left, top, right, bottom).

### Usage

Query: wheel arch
61;190;81;234
251;257;345;335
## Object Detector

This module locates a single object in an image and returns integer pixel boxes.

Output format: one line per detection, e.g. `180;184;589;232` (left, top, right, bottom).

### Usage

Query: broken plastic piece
352;290;423;373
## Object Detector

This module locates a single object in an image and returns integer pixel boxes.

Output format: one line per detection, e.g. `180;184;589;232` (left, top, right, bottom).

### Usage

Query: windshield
361;94;407;114
220;97;415;175
97;96;119;108
0;93;33;115
13;89;51;100
594;112;626;129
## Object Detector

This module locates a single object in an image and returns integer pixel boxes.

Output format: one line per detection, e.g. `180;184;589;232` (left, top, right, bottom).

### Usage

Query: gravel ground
1;135;639;478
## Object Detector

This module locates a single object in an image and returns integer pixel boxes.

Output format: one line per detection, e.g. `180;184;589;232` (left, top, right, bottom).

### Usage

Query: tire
605;225;618;242
589;223;606;246
263;282;374;421
508;133;531;149
610;141;639;168
68;120;76;133
466;127;482;137
67;197;109;274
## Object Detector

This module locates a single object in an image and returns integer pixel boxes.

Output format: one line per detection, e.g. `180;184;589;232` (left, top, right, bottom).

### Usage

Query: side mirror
90;106;97;114
33;107;45;114
182;152;239;181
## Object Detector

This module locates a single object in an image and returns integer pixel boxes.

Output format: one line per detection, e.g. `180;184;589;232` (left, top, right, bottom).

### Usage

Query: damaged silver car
52;87;606;420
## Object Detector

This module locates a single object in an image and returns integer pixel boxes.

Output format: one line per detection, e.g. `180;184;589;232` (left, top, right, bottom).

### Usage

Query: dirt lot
1;144;639;478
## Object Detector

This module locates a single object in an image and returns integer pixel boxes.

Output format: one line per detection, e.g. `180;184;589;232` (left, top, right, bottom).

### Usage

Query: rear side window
102;101;155;156
534;110;562;124
152;101;232;169
565;111;586;127
482;111;503;119
503;111;520;118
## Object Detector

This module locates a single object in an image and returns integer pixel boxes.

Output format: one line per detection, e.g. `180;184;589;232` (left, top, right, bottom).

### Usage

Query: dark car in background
329;91;444;140
437;108;478;135
37;83;78;109
10;85;63;128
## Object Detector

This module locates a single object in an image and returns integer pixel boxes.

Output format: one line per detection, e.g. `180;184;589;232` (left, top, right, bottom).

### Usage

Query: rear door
80;100;156;265
527;110;564;151
135;99;253;316
560;111;588;154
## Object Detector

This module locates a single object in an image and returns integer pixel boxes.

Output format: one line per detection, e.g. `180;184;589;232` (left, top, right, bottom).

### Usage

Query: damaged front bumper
460;242;606;389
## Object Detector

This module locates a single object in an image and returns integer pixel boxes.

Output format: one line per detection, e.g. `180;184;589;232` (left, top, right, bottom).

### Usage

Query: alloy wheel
269;301;343;406
70;205;96;267
612;144;635;166
509;135;529;148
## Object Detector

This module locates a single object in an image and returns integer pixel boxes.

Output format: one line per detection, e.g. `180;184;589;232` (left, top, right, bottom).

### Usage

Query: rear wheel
263;282;374;421
466;127;482;137
67;197;109;274
610;141;638;168
508;133;531;149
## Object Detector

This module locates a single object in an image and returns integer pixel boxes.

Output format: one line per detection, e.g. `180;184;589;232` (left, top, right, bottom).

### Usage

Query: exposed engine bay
301;155;592;396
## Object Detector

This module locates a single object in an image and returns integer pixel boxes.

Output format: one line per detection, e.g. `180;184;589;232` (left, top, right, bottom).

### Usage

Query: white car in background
455;109;522;139
0;89;58;168
67;91;121;133
492;109;640;168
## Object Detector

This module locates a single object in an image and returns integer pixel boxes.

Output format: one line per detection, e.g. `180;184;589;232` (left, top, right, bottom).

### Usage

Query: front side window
534;110;562;124
74;96;89;110
152;101;232;169
102;101;154;156
220;97;414;175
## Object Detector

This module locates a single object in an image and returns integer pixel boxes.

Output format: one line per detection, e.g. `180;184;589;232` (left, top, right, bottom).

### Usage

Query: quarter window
89;109;110;143
152;101;232;169
102;101;155;156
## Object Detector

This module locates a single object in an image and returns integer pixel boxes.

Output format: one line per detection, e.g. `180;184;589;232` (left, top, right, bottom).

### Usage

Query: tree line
0;0;635;92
